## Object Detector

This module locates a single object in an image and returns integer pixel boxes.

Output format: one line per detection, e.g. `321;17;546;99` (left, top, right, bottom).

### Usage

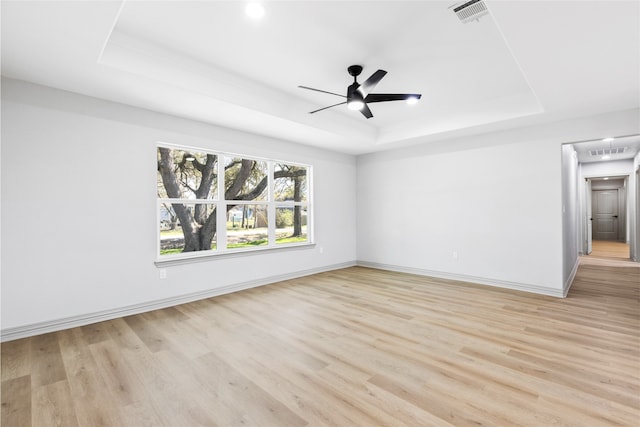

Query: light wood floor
2;262;639;426
593;240;629;257
582;240;635;268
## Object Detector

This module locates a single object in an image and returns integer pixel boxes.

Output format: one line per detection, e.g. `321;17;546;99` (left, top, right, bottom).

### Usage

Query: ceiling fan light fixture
300;65;420;118
406;96;419;105
348;100;365;111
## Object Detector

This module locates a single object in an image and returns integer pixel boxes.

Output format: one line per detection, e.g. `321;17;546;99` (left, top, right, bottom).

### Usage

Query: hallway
572;240;639;303
580;240;635;267
590;240;630;259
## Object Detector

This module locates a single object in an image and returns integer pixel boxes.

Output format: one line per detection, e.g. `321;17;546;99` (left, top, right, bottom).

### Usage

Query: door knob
613;215;618;218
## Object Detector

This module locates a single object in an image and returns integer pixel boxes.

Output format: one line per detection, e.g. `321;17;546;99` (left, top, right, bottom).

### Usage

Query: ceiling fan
299;65;421;119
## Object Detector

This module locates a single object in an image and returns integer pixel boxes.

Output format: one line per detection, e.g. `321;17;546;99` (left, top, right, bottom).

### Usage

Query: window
274;163;309;244
157;144;312;259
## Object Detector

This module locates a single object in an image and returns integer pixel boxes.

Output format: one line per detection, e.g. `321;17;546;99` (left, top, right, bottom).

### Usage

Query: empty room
1;1;639;426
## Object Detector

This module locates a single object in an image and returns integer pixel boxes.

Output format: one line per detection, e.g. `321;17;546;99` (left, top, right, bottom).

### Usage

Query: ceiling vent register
589;147;627;156
451;0;489;23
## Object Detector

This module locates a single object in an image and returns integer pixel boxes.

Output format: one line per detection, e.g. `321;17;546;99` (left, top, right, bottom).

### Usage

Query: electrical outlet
452;251;458;261
159;269;167;279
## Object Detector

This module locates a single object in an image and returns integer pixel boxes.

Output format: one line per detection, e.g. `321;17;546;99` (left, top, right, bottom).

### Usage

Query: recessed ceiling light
603;177;609;180
601;155;611;160
245;2;265;20
602;137;614;143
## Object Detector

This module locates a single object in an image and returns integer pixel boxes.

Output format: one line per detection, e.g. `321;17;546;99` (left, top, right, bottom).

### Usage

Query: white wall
2;76;638;338
357;109;640;297
561;144;580;289
634;151;640;261
582;159;636;179
1;78;357;338
591;179;625;190
357;138;564;295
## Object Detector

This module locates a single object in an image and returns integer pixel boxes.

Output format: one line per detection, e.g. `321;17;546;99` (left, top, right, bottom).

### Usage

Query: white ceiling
2;0;639;155
573;134;640;164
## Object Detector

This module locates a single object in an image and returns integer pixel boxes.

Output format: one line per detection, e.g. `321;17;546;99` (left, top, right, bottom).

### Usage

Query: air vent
589;147;627;156
451;0;489;23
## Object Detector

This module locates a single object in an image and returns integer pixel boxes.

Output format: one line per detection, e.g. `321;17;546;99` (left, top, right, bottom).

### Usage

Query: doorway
592;189;619;240
562;134;640;263
591;180;626;242
585;177;628;258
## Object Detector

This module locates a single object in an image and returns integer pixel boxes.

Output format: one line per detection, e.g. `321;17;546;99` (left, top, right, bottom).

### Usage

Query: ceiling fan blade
365;93;422;103
298;86;346;98
356;69;387;98
360;103;373;119
309;101;347;114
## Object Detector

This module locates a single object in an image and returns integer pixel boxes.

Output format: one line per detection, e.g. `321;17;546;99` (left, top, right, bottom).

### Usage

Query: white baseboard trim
356;261;565;298
563;258;580;297
1;261;356;342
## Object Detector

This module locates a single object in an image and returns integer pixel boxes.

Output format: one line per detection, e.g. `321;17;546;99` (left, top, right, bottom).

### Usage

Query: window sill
154;243;316;267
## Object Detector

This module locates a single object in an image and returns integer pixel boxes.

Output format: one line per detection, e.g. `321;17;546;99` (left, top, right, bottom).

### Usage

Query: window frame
156;143;313;263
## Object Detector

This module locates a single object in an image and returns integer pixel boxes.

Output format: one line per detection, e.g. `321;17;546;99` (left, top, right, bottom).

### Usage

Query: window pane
274;164;308;202
157;147;218;200
226;204;268;249
224;157;268;201
276;206;308;244
159;203;217;256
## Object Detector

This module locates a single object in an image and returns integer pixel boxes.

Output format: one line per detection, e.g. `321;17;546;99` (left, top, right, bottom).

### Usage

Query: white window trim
156;143;314;263
154;242;317;267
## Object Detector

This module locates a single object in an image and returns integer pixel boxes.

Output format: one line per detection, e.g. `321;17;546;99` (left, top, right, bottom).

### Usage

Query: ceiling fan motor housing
347;65;363;78
347;82;362;101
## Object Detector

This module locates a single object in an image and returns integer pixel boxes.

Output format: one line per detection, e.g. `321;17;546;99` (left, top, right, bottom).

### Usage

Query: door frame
585;178;592;254
635;166;640;261
582;174;630;255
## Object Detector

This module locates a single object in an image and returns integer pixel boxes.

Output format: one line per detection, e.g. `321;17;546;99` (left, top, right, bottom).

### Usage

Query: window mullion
217;157;227;251
268;161;276;246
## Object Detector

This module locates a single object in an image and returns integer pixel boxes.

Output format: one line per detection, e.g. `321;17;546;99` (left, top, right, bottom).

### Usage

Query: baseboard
563;258;580;297
356;261;566;298
1;261;356;342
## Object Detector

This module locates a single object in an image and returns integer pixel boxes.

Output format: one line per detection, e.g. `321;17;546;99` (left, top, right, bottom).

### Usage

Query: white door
593;189;619;240
586;180;592;254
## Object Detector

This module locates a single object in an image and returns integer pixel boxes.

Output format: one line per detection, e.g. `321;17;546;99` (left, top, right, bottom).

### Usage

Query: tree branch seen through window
157;146;310;257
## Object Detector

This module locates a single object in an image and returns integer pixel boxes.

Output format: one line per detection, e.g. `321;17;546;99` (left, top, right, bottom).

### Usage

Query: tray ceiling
2;1;639;154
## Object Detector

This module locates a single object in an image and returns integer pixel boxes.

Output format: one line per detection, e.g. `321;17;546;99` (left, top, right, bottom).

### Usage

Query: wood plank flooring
589;240;631;261
2;261;639;426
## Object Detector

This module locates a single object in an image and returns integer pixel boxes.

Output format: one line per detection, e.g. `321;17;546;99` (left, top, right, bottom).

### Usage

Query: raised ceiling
2;1;639;155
